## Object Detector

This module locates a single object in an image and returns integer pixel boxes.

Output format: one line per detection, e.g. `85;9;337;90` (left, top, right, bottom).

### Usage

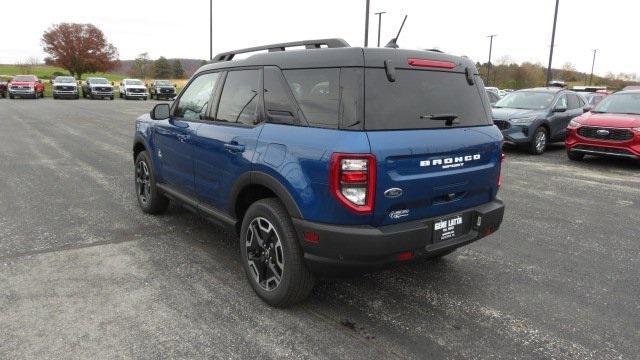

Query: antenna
385;15;408;49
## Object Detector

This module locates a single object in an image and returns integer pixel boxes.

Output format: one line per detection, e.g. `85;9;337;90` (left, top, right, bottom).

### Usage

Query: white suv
119;79;148;100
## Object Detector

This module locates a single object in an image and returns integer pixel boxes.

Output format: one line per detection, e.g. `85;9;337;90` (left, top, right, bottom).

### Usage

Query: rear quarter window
364;68;491;130
282;68;340;128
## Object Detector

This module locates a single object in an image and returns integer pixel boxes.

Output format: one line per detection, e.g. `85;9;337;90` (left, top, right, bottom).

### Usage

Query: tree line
41;23;196;80
478;58;640;90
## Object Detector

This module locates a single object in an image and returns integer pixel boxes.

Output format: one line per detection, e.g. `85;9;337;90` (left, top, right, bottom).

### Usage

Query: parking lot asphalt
0;98;638;359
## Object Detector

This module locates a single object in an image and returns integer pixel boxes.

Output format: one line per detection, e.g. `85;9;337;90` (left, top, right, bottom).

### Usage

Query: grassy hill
0;64;124;82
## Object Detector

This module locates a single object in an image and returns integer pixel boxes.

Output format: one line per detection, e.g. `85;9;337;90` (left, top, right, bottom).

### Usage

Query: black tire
53;94;58;100
240;198;315;307
529;127;548;155
567;150;585;161
32;93;38;100
75;94;79;100
110;96;114;100
9;94;14;99
134;151;169;214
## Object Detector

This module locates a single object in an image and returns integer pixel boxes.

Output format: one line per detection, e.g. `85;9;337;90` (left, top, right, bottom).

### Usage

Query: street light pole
364;0;371;47
589;49;598;86
375;12;386;47
486;35;497;86
546;0;560;86
209;0;213;61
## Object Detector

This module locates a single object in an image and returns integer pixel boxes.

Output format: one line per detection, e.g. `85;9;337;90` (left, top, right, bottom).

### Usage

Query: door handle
224;142;245;153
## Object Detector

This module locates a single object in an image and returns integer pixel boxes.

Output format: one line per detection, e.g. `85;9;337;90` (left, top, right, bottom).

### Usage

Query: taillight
497;152;505;188
329;153;376;214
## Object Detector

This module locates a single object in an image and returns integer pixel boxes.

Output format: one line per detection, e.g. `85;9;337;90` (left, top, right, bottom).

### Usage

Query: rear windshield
364;69;491;130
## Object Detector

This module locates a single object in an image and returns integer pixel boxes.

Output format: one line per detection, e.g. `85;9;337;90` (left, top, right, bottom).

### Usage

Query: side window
175;72;219;120
282;68;340;128
567;94;580;109
556;95;568;109
216;69;260;126
264;67;298;124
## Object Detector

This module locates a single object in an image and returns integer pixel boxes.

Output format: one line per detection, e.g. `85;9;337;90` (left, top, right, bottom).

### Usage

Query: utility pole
546;0;560;86
375;12;386;47
209;0;213;61
364;0;370;47
486;35;497;86
589;49;598;86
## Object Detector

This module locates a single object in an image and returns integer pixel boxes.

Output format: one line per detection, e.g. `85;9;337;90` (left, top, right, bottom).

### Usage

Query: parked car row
1;75;178;101
491;87;640;162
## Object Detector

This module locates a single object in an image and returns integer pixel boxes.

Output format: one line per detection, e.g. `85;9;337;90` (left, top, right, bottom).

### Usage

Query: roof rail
213;38;350;62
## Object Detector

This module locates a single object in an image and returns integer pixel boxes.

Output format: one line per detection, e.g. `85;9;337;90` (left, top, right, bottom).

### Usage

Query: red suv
566;90;640;161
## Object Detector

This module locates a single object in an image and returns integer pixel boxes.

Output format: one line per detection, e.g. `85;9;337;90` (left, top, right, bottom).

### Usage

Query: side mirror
111;81;115;86
49;80;53;84
150;103;171;120
174;84;178;88
553;106;567;113
582;105;593;113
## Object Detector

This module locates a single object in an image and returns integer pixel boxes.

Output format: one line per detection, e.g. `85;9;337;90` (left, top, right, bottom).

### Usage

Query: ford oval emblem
596;129;610;137
384;188;403;198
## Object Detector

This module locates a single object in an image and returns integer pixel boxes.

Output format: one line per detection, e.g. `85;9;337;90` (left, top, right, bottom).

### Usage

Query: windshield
91;78;109;84
13;75;36;82
593;93;640;115
156;80;171;86
494;91;555;110
365;69;491;130
55;77;75;83
126;80;144;85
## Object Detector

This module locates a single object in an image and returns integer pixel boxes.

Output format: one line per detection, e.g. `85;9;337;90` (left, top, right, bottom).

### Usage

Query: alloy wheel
135;160;151;205
535;131;547;153
245;217;285;291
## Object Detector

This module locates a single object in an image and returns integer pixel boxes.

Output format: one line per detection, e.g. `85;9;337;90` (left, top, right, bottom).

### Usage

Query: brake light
497;152;505;188
329;153;376;214
407;58;456;69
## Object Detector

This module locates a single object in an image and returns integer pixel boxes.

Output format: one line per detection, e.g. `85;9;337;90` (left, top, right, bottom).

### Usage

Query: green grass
0;64;124;82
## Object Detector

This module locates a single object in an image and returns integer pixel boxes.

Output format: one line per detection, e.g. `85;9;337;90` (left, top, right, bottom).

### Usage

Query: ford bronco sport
133;39;505;306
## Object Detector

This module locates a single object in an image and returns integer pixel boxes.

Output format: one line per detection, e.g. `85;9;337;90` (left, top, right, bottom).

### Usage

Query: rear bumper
293;199;505;275
566;128;640;159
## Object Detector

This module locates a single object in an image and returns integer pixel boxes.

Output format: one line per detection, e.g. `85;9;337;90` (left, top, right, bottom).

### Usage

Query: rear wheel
134;151;169;214
567;150;585;161
9;94;14;99
529;127;548;155
240;198;315;307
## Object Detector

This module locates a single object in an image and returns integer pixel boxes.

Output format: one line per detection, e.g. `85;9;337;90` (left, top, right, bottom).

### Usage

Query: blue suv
133;39;505;306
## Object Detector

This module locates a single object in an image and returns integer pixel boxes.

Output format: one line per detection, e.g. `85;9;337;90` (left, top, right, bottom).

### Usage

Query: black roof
198;38;478;74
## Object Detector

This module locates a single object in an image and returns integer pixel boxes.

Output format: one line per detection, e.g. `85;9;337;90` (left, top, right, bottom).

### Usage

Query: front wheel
134;151;169;214
529;127;548;155
240;198;315;307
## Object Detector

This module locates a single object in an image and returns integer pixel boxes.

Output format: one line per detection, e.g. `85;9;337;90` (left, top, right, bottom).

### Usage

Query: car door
154;72;219;197
549;94;571;139
193;68;263;212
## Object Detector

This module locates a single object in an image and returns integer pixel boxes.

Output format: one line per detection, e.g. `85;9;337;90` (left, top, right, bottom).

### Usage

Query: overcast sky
1;0;637;76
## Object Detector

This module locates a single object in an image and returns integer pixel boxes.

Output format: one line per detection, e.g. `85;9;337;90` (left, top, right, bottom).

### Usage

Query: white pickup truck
119;79;148;100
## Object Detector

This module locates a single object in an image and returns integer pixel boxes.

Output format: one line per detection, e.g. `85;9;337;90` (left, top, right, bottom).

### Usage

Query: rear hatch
363;49;503;226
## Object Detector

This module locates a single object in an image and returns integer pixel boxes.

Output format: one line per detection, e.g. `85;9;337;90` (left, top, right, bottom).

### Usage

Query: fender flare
230;171;303;219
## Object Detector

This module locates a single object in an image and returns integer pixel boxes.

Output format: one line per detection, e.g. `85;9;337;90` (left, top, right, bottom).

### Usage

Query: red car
8;75;45;99
566;90;640;161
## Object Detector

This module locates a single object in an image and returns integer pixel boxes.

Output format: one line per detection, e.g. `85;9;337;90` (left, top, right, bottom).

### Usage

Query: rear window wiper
420;113;459;126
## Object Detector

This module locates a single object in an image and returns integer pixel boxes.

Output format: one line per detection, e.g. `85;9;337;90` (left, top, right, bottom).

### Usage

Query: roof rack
213;38;350;62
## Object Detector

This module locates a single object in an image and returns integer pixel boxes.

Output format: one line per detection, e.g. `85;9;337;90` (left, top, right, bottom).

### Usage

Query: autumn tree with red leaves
41;23;119;80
